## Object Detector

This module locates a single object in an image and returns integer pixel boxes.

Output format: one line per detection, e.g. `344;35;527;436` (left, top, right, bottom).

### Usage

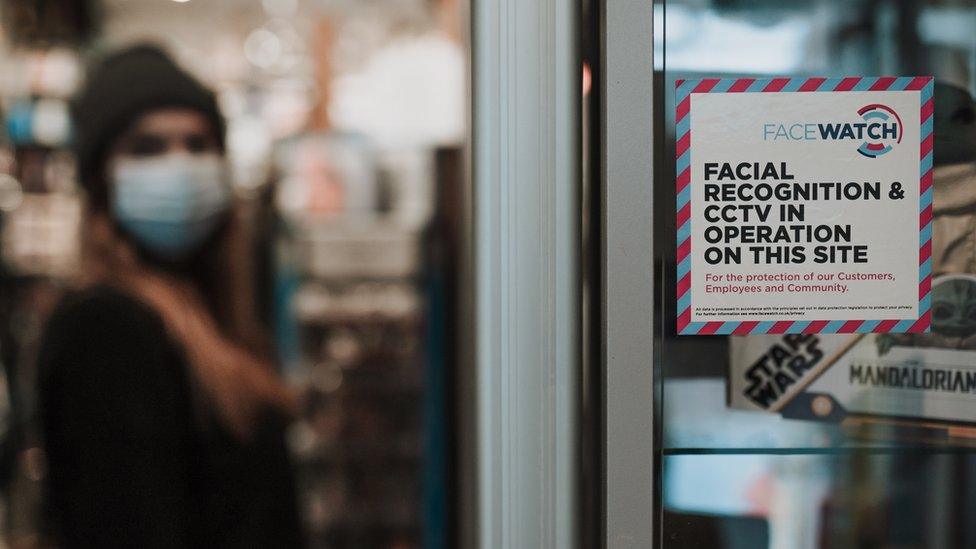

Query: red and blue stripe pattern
675;76;934;336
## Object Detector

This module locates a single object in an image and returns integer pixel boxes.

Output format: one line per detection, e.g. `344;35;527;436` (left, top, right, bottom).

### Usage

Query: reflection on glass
661;1;976;547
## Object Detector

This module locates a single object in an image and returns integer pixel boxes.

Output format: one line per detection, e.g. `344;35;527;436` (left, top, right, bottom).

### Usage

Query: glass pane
659;0;976;546
664;451;976;548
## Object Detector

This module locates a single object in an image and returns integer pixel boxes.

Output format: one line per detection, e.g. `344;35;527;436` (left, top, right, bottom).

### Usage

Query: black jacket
37;286;304;548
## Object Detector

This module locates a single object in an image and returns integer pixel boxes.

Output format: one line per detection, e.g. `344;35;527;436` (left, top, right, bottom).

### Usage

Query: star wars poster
728;82;976;427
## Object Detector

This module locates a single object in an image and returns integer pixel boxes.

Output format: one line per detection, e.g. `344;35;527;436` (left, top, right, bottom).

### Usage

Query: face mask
111;154;231;260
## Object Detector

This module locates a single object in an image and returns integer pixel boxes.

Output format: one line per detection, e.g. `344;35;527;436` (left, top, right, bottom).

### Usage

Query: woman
36;45;304;547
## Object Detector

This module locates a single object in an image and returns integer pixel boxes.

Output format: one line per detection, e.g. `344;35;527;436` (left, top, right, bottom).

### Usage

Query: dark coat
37;286;304;548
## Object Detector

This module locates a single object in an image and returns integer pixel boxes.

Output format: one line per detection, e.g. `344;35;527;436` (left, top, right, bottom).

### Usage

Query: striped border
675;76;934;336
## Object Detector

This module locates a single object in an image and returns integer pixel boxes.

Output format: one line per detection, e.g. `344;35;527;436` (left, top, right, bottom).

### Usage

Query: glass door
657;1;976;548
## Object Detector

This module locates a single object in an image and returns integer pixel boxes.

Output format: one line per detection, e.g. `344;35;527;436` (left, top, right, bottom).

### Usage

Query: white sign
676;77;933;335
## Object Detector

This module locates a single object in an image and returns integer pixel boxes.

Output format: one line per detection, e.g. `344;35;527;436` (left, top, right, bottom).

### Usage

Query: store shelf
664;446;976;456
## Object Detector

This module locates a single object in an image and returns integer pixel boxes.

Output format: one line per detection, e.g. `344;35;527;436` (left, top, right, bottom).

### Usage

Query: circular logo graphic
856;104;902;158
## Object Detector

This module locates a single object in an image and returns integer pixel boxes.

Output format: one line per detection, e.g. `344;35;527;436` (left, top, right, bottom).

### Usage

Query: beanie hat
72;44;225;209
934;82;976;167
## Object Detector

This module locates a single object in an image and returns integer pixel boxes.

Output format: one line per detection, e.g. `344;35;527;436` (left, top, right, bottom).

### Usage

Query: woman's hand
125;269;300;438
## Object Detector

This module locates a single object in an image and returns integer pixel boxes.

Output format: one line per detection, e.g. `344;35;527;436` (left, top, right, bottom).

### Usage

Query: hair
79;151;290;435
72;46;292;437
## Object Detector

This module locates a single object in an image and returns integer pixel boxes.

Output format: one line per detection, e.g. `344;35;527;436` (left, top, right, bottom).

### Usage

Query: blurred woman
36;45;304;547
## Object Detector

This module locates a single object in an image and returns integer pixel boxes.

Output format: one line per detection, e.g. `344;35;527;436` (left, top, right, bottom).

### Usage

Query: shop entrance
649;1;976;548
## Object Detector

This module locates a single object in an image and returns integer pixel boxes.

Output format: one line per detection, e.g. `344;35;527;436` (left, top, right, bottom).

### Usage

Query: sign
730;276;976;426
676;76;934;335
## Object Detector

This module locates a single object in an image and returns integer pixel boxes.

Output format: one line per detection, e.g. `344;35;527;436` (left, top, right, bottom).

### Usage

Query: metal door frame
602;1;656;547
465;0;655;546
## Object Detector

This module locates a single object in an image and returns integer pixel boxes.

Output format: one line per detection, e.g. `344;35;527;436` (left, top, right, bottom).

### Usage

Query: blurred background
0;0;464;547
3;0;976;548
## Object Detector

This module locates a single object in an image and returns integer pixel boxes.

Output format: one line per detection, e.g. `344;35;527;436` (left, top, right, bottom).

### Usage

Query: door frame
602;0;657;547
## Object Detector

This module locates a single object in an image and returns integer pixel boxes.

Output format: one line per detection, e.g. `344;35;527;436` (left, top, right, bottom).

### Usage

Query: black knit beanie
72;44;225;209
934;82;976;167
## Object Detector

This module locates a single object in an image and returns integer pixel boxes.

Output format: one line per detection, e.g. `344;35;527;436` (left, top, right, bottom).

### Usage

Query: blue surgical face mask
110;154;231;260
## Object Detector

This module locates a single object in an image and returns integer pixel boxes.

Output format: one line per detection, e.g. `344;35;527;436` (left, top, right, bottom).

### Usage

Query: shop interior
3;0;976;548
0;0;463;547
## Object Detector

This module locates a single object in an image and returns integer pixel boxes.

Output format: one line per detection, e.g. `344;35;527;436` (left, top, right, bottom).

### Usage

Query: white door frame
469;0;581;547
